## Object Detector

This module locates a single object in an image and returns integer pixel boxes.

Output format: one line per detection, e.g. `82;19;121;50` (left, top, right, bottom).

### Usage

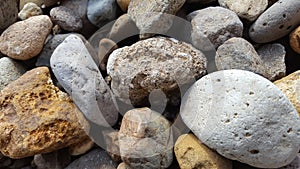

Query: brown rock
98;38;118;72
174;134;232;169
0;15;53;60
290;26;300;54
117;0;131;12
274;70;300;115
0;67;88;159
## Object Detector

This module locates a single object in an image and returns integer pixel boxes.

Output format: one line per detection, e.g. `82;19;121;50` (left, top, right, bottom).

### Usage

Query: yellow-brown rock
274;70;300;115
174;134;232;169
290;26;300;54
117;0;131;12
0;67;88;159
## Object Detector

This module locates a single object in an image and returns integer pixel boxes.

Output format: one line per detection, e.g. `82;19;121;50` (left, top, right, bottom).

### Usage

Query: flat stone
117;0;131;12
218;0;268;21
50;6;83;32
180;69;300;168
128;0;186;38
65;149;117;169
257;43;286;81
0;67;88;159
215;37;267;78
274;70;300;116
34;148;71;169
249;0;300;43
18;2;43;20
0;57;26;91
19;0;60;10
0;0;18;32
87;0;118;28
189;7;243;51
289;26;300;54
107;37;207;107
174;134;232;169
0;15;53;60
50;35;119;127
119;108;173;169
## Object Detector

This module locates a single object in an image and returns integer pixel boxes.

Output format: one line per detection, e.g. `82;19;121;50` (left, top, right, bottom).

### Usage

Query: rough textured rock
128;0;186;38
0;67;88;159
119;108;173;169
189;7;243;51
34;148;71;169
174;134;232;169
249;0;300;43
257;43;286;81
290;26;300;54
98;38;118;71
0;15;53;60
0;0;18;32
107;37;207;106
180;69;300;168
68;137;94;156
65;149;117;169
18;2;43;20
50;35;119;127
50;6;83;32
274;70;300;116
215;38;267;78
0;57;26;91
117;0;131;12
104;131;121;162
87;0;118;28
218;0;268;21
19;0;60;10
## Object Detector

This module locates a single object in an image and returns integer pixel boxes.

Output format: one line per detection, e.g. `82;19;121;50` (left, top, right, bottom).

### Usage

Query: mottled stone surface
290;26;300;54
0;67;88;159
274;70;300;116
0;15;53;60
180;69;300;168
0;0;18;32
119;108;173;169
174;134;232;169
18;2;43;20
107;37;207;106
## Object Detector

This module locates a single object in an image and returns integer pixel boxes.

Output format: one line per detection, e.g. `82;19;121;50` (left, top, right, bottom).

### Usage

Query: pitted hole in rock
225;119;231;124
263;23;267;26
249;150;259;154
287;128;293;133
249;91;254;95
279;25;284;29
287;25;292;30
283;14;287;18
245;132;251;137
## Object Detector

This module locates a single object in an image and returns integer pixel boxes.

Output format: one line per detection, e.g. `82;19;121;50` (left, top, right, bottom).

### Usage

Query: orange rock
0;67;89;159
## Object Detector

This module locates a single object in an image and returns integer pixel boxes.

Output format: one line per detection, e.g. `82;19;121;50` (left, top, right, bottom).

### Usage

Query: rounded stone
119;107;173;169
0;0;18;32
180;69;300;168
117;0;131;12
289;26;300;54
0;15;53;60
107;37;207;106
50;6;83;32
249;0;300;43
18;2;43;20
215;37;267;78
98;38;118;72
218;0;268;21
189;7;243;51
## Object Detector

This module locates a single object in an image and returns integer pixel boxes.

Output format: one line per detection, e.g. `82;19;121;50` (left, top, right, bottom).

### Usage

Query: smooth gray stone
249;0;300;43
50;35;119;127
180;69;300;168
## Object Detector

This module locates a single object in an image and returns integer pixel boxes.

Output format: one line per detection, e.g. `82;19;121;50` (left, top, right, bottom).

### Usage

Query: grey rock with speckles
0;0;18;32
180;69;300;168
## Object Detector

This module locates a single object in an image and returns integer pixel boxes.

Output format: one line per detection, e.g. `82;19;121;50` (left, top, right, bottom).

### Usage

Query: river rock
249;0;300;43
87;0;118;28
18;2;43;20
174;134;232;169
19;0;60;10
180;69;300;168
119;107;173;169
274;70;300;116
290;26;300;54
257;43;286;81
0;67;88;159
128;0;186;38
50;6;83;32
50;35;119;127
189;7;243;51
215;37;267;78
218;0;268;21
0;15;53;60
107;37;207;106
0;0;18;32
0;57;26;91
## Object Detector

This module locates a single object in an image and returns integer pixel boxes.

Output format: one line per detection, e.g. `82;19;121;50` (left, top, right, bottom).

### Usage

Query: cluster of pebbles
0;0;300;169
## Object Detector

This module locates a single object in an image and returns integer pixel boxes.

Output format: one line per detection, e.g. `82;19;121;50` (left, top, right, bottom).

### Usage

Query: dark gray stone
34;149;71;169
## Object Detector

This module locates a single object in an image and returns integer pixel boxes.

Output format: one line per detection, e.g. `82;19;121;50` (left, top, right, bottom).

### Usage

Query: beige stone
0;67;88;159
104;131;121;162
18;2;43;20
117;0;131;12
290;26;300;54
174;134;232;169
69;137;94;156
0;15;52;60
274;70;300;115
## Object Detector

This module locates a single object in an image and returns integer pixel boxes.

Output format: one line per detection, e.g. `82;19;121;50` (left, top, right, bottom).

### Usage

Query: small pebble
18;2;43;20
289;26;300;54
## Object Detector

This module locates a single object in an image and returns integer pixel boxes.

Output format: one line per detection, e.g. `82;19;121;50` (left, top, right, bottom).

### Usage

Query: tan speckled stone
290;26;300;54
0;67;88;159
